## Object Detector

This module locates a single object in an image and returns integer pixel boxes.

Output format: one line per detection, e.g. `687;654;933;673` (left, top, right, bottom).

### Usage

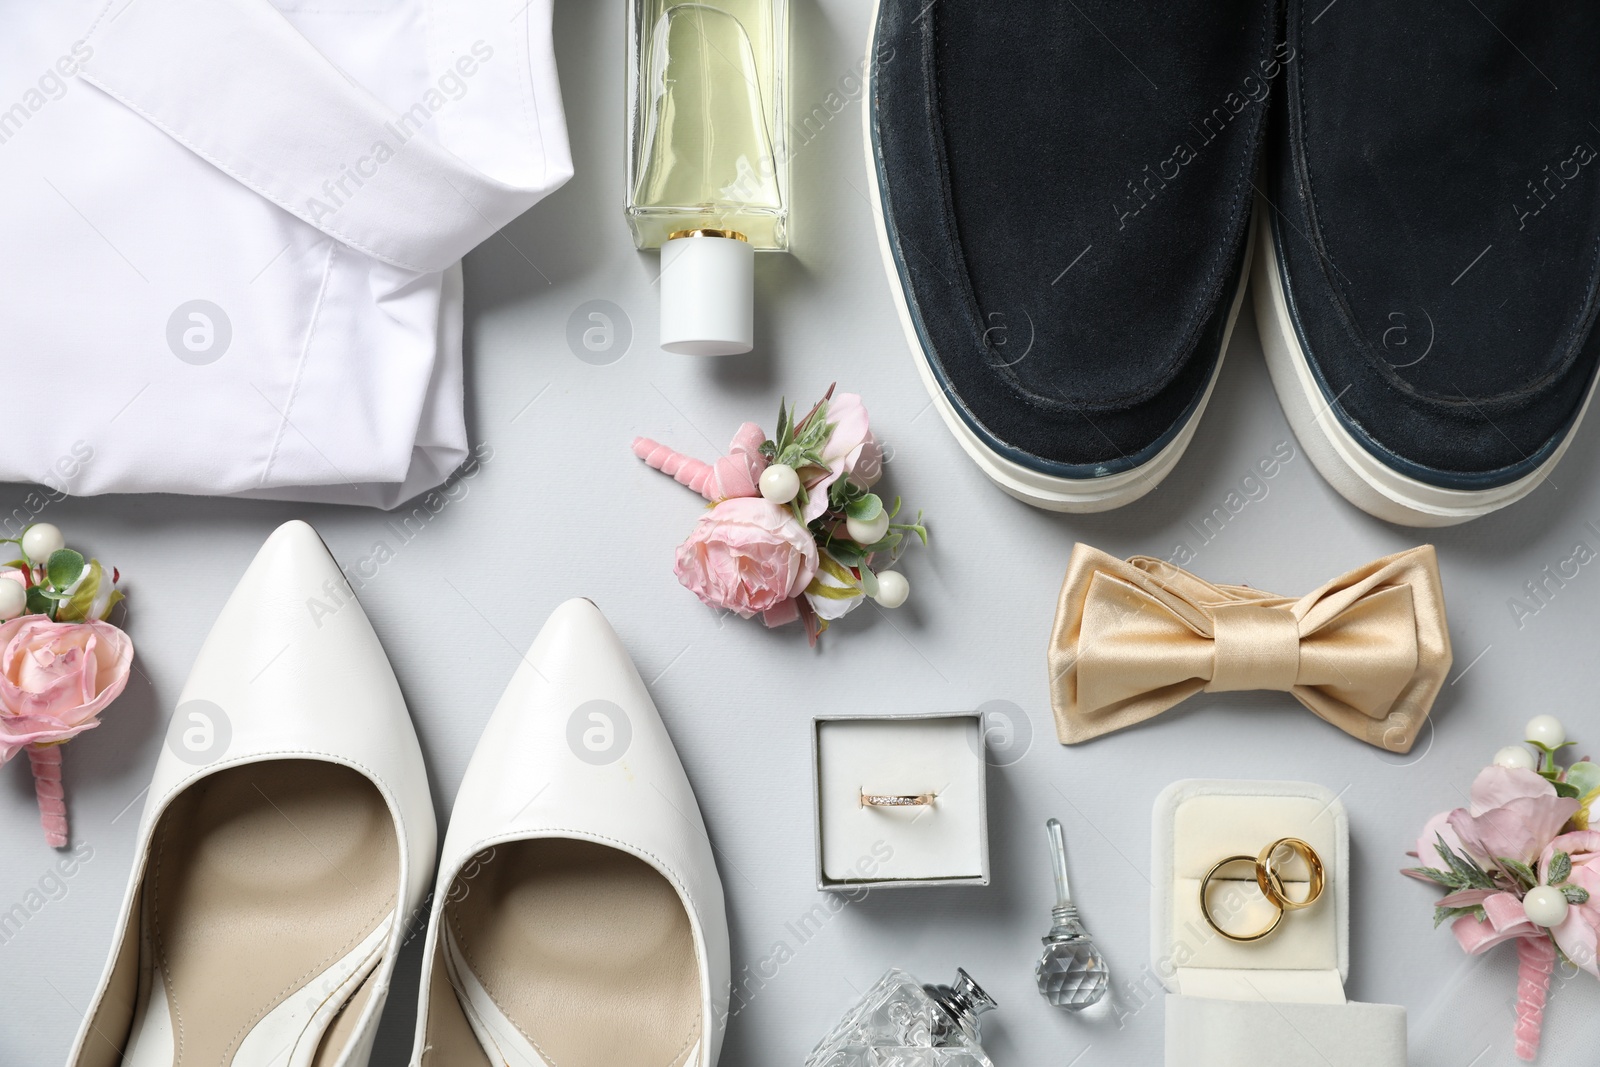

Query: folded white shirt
0;0;571;506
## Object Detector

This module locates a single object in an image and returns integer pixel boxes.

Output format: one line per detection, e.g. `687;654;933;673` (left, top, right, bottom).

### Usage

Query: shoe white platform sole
862;3;1251;513
1253;204;1598;527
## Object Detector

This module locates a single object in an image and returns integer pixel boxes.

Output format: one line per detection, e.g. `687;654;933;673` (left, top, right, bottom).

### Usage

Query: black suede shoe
867;0;1281;511
1258;2;1600;526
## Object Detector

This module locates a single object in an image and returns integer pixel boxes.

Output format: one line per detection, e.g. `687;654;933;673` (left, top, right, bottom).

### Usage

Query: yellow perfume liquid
627;0;788;250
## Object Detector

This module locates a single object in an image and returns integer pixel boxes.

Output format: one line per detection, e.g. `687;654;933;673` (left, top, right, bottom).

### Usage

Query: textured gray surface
5;2;1600;1064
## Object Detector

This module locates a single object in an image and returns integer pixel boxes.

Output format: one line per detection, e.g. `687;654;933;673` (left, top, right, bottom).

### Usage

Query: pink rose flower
673;498;819;618
1538;831;1600;977
802;393;883;521
0;616;134;764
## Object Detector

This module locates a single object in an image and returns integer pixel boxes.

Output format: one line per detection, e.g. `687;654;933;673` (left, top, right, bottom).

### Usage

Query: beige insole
137;760;397;1066
439;838;700;1067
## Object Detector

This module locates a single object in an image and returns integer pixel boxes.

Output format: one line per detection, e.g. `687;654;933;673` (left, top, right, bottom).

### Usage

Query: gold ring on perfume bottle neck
668;228;749;242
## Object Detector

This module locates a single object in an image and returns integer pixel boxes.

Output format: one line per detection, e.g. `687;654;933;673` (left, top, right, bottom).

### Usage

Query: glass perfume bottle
626;0;788;355
804;968;997;1067
1034;817;1111;1010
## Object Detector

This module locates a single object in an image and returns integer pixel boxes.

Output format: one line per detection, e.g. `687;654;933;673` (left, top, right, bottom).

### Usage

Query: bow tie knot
1049;544;1452;752
1207;602;1301;693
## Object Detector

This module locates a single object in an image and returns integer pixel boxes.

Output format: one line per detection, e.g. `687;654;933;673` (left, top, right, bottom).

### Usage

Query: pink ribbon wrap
27;743;68;848
633;423;768;502
1452;897;1557;1061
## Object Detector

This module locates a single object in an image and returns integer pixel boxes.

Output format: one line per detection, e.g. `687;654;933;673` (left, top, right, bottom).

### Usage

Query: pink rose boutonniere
1403;715;1600;1060
634;384;928;644
0;523;134;848
674;496;819;619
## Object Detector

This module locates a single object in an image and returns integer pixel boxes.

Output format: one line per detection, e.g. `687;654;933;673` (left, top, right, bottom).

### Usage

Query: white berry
1523;885;1569;928
873;571;910;609
1493;745;1537;771
1526;715;1566;749
0;577;25;621
21;523;64;564
759;464;800;504
846;510;891;545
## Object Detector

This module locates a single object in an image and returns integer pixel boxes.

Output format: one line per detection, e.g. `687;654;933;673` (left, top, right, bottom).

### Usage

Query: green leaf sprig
1544;850;1591;905
1406;835;1518;927
1528;738;1584;797
0;525;121;623
1410;837;1593;929
758;384;931;626
759;391;836;518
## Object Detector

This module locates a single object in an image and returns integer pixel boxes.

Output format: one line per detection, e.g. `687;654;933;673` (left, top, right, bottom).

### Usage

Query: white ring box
1151;779;1406;1067
811;713;990;891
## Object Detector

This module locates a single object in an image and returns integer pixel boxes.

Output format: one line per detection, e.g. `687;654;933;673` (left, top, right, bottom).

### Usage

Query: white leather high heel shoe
67;520;436;1067
410;598;730;1067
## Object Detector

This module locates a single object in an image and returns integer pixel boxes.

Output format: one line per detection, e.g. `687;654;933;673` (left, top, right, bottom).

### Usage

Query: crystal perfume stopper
922;969;997;1043
1035;817;1111;1010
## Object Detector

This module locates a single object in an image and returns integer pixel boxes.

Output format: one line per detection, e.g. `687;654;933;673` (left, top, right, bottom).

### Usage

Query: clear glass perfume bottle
626;0;788;355
804;968;997;1067
1034;817;1111;1010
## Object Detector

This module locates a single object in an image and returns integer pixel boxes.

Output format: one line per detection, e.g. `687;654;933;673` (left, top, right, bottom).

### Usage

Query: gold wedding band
1200;855;1284;942
1257;837;1325;911
860;791;936;808
1200;838;1326;943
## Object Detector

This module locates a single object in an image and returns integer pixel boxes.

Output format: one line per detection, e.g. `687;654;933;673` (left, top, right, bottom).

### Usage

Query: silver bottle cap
922;969;997;1043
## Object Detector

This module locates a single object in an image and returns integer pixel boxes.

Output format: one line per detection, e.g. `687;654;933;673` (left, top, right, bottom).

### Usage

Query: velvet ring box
812;713;990;891
1151;779;1407;1067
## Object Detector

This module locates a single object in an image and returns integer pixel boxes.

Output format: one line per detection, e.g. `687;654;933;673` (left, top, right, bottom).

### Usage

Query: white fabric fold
78;0;568;274
0;0;570;506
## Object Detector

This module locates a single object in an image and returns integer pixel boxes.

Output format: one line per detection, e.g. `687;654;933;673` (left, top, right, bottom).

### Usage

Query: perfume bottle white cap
660;229;754;356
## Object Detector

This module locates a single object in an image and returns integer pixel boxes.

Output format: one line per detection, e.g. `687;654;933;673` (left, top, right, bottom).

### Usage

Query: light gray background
5;2;1600;1064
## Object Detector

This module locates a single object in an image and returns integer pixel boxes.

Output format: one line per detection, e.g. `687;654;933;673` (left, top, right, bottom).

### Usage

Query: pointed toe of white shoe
412;598;730;1067
68;520;436;1067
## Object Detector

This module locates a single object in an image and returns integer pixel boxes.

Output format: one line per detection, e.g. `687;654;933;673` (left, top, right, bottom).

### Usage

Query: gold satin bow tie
1048;544;1451;753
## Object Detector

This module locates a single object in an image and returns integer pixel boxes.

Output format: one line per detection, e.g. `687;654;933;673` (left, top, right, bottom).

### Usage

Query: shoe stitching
871;57;1243;477
901;2;1272;414
468;827;713;946
1271;215;1600;485
445;903;563;1066
150;811;186;1066
440;837;705;1067
446;901;701;1067
152;751;408;830
149;774;399;1065
915;4;1079;415
1288;0;1600;410
219;896;396;1063
1049;0;1273;413
219;778;396;1061
1189;0;1276;373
